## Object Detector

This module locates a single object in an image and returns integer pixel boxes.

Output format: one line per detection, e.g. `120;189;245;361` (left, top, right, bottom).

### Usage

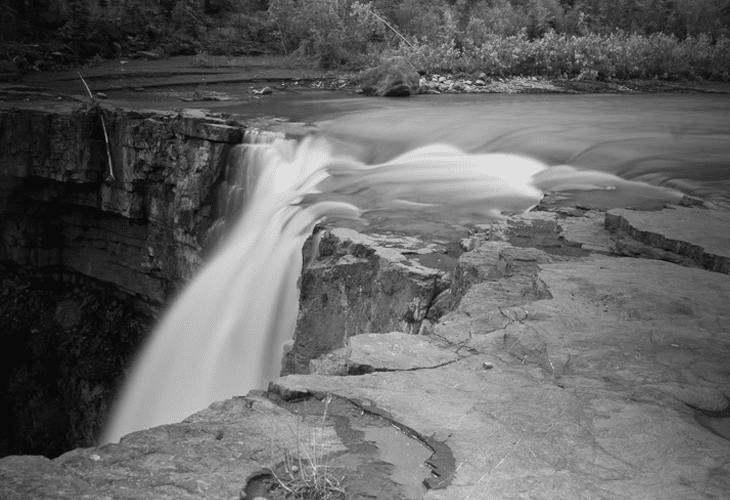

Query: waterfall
101;131;683;444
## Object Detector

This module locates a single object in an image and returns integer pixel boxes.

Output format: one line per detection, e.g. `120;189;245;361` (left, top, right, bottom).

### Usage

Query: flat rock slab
348;332;459;372
606;206;730;272
557;210;616;253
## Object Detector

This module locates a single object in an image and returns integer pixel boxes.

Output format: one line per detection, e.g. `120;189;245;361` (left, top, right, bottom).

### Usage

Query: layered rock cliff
1;105;243;304
0;104;244;456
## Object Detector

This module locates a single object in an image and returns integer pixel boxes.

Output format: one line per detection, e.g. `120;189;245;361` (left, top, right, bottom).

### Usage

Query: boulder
359;56;420;97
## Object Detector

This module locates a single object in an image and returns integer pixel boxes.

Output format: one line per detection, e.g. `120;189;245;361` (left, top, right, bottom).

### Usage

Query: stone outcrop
0;105;244;305
606;206;730;273
0;105;244;457
359;56;420;97
273;206;730;500
284;227;452;374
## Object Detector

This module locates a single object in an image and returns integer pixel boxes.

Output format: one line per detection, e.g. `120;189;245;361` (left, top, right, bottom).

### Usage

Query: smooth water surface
310;93;730;198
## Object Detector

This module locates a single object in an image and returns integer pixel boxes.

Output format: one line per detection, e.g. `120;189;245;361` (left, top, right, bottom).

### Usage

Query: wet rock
359;56;419;97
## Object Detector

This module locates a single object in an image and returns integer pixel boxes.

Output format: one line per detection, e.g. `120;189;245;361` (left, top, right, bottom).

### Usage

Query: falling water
101;129;683;444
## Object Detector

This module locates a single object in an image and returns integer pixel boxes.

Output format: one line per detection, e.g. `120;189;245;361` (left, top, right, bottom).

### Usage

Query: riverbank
2;55;729;108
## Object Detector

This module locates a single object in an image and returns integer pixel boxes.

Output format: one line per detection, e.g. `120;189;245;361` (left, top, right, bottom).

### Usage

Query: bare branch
78;72;115;181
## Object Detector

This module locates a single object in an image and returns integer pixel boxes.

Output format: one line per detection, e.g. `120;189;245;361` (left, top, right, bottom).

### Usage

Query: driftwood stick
78;72;115;181
369;10;414;49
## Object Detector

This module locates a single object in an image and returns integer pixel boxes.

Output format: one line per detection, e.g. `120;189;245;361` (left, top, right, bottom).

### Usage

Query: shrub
383;29;730;81
1;0;728;80
268;0;389;68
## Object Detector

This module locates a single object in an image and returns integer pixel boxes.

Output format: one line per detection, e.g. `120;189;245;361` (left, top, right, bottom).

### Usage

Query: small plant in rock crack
270;394;346;500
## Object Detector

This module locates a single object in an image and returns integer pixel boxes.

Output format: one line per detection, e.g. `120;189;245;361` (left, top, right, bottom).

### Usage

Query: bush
382;29;730;81
268;0;389;68
1;0;728;80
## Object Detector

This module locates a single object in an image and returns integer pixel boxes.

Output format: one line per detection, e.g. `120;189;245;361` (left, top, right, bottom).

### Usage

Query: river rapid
312;93;730;197
102;92;730;443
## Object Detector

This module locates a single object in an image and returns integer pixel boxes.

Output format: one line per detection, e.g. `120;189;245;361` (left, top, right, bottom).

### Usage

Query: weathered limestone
309;331;460;375
0;395;341;500
273;208;730;500
0;106;244;303
606;206;730;273
284;227;452;374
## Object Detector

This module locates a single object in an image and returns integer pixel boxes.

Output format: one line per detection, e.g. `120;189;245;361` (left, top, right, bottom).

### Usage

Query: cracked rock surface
309;331;460;375
275;205;730;499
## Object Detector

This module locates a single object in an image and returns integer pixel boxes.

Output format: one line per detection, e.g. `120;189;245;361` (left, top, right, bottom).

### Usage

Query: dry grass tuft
270;394;346;500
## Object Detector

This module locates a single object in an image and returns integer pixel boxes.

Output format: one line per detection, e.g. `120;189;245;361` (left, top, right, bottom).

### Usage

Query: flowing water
102;94;730;444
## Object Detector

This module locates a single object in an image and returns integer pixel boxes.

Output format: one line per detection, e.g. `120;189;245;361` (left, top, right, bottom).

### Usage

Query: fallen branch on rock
78;73;114;182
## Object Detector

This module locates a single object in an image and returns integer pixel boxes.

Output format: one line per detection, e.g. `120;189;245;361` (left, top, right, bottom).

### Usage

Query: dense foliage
1;0;729;79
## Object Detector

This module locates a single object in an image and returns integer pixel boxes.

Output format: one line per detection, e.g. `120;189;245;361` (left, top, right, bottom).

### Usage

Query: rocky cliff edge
2;200;729;500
